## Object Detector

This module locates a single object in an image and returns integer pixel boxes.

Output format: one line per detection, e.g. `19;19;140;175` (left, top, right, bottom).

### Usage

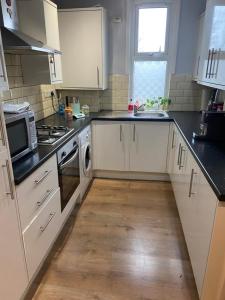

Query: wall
0;54;59;121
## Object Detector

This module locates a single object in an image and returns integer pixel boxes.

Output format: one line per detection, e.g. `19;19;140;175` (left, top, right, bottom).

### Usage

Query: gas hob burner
37;125;74;146
38;136;57;145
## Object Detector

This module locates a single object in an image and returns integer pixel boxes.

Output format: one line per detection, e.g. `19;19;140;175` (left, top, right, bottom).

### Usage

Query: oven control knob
61;151;66;158
73;141;77;147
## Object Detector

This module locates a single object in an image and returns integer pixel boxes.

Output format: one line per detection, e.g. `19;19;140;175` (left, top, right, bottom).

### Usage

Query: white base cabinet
23;188;61;279
129;122;169;173
0;104;28;300
168;124;218;298
92;122;129;171
92;121;170;173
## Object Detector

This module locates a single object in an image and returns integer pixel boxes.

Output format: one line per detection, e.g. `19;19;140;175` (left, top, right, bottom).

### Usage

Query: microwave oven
4;110;38;162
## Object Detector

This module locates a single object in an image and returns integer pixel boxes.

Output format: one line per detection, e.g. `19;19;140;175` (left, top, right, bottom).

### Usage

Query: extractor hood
0;0;61;55
1;28;62;55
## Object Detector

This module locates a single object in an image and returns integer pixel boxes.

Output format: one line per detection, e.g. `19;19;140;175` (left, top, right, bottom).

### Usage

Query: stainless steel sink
134;111;169;118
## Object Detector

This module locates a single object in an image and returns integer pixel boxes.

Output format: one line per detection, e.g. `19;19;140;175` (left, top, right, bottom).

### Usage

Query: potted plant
158;97;172;111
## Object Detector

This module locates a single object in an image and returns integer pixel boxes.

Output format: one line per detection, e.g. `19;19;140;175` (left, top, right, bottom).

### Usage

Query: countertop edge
12;112;225;201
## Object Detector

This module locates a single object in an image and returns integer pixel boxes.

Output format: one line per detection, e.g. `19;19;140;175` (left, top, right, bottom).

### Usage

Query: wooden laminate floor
30;179;199;300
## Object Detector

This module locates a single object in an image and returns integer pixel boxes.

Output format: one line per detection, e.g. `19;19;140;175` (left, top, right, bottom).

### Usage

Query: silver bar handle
133;124;136;142
215;48;221;79
177;143;181;166
2;160;14;200
34;170;52;185
0;44;7;81
97;66;100;88
211;49;217;78
179;146;186;170
40;212;56;233
208;48;214;78
206;49;211;78
50;55;56;77
189;169;197;198
120;125;122;142
0;115;6;146
59;148;79;170
37;189;54;207
171;130;175;149
196;56;200;77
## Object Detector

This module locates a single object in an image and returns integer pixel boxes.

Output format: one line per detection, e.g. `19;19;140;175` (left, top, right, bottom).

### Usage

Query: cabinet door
0;105;7;149
167;123;177;175
92;122;129;171
200;0;225;87
184;157;217;297
44;0;60;50
58;9;104;89
49;54;63;83
194;13;205;81
0;111;28;299
129;122;170;173
0;31;8;91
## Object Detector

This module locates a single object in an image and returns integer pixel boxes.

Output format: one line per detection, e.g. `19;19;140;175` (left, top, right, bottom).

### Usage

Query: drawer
23;188;61;280
16;155;59;230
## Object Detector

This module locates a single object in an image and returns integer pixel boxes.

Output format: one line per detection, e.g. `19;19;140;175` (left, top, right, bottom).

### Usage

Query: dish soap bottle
128;98;134;113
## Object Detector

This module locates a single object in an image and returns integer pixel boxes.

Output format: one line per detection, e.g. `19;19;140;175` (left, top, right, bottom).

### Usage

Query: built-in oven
57;135;80;212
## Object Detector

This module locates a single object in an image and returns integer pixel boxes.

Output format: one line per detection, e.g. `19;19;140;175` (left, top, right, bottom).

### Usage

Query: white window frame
128;0;181;100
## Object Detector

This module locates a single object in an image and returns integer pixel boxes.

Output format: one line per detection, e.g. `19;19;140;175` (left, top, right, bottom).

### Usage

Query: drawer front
23;188;61;280
16;155;59;230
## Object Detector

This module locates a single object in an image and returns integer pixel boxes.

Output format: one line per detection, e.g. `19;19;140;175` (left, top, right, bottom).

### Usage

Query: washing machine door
83;143;91;177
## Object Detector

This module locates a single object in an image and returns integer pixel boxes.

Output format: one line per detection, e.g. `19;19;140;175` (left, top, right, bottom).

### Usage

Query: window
130;1;180;103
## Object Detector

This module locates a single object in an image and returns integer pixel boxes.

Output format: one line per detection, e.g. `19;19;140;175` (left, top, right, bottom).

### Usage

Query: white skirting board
93;170;170;181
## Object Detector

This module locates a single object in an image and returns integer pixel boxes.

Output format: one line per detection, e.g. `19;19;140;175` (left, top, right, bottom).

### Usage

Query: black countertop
12;111;225;201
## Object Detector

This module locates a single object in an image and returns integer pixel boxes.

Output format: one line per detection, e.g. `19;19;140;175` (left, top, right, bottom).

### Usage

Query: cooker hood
1;28;62;55
0;0;61;55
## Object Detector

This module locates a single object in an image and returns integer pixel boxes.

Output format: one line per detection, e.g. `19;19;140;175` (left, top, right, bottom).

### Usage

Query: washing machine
79;125;93;201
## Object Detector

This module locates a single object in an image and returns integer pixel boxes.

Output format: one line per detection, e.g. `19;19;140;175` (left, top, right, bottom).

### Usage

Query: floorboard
30;179;199;300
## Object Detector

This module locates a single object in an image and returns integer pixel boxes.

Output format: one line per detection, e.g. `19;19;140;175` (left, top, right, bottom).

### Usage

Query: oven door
6;113;31;162
58;146;80;212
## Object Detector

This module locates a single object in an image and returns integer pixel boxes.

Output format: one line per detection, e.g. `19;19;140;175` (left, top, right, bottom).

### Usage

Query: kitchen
0;0;225;299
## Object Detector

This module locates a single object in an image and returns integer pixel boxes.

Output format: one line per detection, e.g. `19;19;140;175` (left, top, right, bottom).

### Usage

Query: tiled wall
59;74;129;112
0;54;60;121
168;74;202;111
0;54;206;118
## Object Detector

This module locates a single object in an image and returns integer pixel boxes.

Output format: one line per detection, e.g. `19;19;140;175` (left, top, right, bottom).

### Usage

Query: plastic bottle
128;98;134;113
134;100;139;111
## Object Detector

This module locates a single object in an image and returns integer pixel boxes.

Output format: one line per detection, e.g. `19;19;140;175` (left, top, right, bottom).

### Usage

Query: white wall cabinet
0;104;28;300
168;124;218;298
194;13;205;81
92;121;170;173
198;0;225;89
19;0;62;85
18;0;60;50
0;30;8;91
58;7;108;90
21;53;63;85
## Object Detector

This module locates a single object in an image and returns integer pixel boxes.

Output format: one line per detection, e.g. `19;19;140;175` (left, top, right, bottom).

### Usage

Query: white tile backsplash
168;74;202;111
0;54;61;121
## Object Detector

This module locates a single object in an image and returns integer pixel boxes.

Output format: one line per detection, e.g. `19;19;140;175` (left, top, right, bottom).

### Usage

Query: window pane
138;8;167;53
133;60;167;102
